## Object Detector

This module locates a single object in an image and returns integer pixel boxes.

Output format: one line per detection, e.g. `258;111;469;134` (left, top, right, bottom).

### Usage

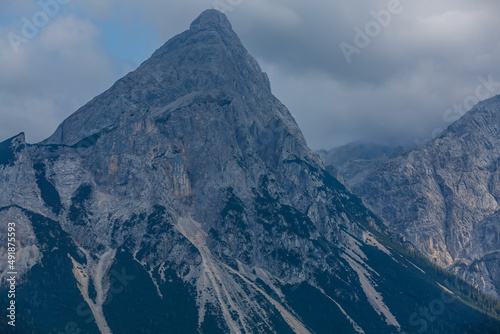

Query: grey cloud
227;0;500;148
0;15;132;143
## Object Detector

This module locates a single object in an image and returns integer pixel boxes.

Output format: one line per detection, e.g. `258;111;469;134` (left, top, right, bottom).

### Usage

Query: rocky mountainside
1;10;500;334
318;143;404;188
354;95;500;300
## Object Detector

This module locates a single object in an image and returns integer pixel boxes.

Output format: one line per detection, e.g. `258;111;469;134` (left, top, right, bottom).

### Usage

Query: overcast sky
1;0;500;150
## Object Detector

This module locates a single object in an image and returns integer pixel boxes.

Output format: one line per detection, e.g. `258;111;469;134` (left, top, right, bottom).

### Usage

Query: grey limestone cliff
354;95;500;299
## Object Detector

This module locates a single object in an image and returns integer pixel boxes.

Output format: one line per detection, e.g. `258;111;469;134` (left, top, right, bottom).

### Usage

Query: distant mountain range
318;142;404;188
1;9;499;334
350;95;500;301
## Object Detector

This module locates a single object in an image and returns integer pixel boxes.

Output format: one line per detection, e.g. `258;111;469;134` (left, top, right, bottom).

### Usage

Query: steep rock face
1;10;500;334
354;95;500;299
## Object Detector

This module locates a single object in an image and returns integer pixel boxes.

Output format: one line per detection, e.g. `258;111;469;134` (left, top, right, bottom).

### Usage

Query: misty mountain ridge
352;94;500;300
317;142;405;188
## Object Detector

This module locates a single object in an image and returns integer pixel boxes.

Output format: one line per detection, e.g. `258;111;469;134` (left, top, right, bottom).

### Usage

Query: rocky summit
354;95;500;300
1;9;500;334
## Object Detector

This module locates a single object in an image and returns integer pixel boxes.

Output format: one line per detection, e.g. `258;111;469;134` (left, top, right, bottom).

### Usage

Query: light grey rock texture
354;95;500;299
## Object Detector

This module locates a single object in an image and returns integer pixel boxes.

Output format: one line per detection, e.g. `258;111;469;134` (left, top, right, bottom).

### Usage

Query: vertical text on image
6;222;17;327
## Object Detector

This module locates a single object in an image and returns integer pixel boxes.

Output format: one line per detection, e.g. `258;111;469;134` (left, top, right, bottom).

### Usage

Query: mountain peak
1;132;25;146
190;9;232;32
42;9;272;146
0;132;25;166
